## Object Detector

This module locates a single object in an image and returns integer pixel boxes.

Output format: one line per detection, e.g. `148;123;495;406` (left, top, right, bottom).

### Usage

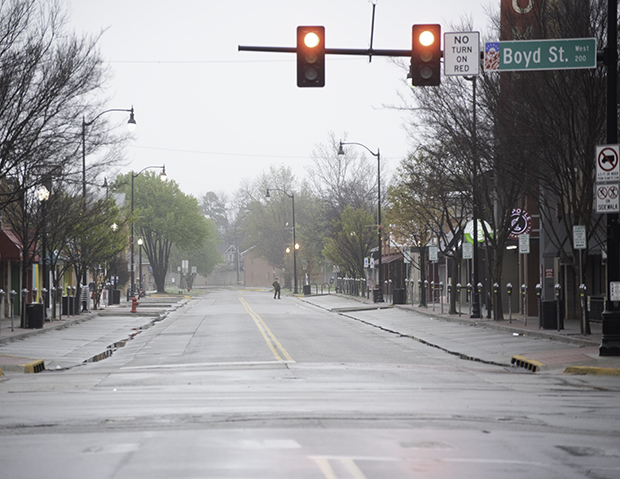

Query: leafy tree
323;206;376;279
114;172;215;293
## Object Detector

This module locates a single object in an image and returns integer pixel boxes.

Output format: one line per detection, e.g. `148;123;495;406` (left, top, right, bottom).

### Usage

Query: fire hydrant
131;295;139;313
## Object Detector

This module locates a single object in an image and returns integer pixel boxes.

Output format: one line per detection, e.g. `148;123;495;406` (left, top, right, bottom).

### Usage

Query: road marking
310;456;397;479
239;296;294;363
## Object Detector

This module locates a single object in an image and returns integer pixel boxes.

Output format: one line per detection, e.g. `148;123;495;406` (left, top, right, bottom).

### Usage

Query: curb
0;358;45;374
564;366;620;377
511;355;545;372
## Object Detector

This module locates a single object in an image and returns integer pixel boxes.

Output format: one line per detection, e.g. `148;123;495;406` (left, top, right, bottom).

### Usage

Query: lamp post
131;165;167;297
81;107;136;309
37;185;50;320
338;141;384;302
266;188;298;294
464;76;481;319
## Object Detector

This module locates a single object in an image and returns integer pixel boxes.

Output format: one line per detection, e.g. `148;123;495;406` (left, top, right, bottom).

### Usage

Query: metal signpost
519;233;530;325
574;225;587;333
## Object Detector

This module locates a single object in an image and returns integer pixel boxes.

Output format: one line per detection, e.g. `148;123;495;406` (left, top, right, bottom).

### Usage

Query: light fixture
127;107;137;132
160;165;167;181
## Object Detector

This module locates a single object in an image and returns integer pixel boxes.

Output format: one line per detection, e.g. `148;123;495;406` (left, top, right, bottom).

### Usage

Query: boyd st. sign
484;38;596;72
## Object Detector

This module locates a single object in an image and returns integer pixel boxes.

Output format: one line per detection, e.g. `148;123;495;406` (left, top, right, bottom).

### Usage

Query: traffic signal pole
239;45;414;59
600;0;620;356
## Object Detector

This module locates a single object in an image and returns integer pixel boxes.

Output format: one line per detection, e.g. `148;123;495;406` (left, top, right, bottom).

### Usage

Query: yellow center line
239;296;294;363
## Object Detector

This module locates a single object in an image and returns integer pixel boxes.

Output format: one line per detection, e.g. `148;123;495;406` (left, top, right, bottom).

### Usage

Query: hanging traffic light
411;24;441;86
297;26;325;87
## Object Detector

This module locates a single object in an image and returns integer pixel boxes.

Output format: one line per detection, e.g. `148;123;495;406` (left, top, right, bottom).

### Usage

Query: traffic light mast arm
239;45;420;58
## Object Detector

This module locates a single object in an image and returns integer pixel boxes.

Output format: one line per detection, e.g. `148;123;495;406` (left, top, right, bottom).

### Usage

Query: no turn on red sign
596;144;619;183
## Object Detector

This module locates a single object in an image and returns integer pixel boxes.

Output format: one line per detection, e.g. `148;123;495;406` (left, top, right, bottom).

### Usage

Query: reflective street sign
484;38;596;72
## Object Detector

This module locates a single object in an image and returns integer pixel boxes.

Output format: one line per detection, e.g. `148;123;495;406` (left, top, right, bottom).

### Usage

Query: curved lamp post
81;107;136;310
131;165;167;297
266;188;298;294
338;141;384;303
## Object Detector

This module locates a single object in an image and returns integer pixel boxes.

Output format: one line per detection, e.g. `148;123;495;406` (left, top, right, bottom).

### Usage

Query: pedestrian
272;278;281;299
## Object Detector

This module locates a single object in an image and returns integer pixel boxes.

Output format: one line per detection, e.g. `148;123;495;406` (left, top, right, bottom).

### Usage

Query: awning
380;253;403;264
0;228;22;261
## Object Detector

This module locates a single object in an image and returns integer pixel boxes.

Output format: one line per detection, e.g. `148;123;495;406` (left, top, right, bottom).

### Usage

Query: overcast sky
68;0;492;201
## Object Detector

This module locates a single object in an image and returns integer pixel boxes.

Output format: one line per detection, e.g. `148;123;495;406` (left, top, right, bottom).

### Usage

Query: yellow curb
23;360;46;374
564;366;620;377
511;355;545;372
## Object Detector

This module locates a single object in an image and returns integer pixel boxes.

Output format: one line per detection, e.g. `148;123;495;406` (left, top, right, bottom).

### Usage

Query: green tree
115;172;215;293
322;206;375;279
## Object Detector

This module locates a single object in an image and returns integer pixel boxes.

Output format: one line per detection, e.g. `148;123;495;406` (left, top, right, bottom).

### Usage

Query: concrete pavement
298;293;620;376
0;295;187;374
2;289;619;376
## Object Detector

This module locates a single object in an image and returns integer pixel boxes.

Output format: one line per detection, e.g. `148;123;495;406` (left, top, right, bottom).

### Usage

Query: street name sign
484;38;596;72
444;32;480;76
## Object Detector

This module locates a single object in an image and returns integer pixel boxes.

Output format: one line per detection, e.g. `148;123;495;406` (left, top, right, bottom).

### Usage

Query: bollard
536;283;542;329
506;283;513;323
440;282;444;314
21;288;28;328
579;283;587;334
456;283;462;316
521;284;527;325
555;283;562;331
9;290;16;332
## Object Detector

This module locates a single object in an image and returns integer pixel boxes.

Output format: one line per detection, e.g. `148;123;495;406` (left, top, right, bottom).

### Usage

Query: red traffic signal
297;26;325;87
411;24;441;86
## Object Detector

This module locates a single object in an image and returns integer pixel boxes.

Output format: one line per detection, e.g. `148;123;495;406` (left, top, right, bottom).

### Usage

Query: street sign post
596;183;620;213
573;225;587;250
484;38;596;72
596;144;620;182
444;32;480;76
518;233;530;254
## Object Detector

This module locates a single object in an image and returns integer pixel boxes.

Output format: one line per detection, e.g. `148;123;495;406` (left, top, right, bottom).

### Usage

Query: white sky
68;0;492;200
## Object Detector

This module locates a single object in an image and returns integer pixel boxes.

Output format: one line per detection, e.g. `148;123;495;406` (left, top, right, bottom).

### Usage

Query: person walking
272;278;281;299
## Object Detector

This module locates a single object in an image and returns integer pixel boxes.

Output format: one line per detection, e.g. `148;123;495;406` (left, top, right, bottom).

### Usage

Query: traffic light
297;26;325;87
411;24;441;86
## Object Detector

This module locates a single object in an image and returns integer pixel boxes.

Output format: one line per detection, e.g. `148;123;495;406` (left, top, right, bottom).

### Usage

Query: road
1;289;620;478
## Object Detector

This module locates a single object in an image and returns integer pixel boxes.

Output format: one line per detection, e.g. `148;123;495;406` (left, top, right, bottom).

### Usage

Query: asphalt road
1;289;619;478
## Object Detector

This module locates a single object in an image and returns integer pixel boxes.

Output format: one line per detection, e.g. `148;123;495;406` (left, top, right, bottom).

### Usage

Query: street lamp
338;141;384;302
37;185;50;319
266;188;298;294
81;106;136;310
131;165;167;297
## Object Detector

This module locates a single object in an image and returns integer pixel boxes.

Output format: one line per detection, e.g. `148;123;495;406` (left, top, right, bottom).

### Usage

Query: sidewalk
0;295;186;374
299;293;620;376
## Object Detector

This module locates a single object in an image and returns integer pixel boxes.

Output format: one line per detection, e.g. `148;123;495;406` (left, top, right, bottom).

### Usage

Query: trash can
541;300;564;329
112;289;121;305
303;285;311;296
393;288;406;305
62;296;69;316
26;303;44;329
